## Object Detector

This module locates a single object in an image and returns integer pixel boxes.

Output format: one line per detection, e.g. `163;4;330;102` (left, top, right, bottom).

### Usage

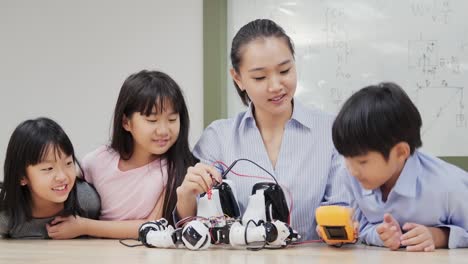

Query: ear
20;177;28;186
230;68;244;91
122;115;131;132
393;142;410;162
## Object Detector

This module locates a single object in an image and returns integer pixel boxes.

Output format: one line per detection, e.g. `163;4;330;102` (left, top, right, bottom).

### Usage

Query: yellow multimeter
315;205;356;244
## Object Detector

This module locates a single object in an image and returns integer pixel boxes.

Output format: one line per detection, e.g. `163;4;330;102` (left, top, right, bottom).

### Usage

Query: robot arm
268;220;300;246
228;220;300;247
138;218;178;248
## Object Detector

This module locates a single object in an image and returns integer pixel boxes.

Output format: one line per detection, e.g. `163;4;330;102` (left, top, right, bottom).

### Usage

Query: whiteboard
227;0;468;156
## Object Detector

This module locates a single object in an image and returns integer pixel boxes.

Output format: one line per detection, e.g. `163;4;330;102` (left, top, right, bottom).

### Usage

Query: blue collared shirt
349;150;468;248
193;99;350;240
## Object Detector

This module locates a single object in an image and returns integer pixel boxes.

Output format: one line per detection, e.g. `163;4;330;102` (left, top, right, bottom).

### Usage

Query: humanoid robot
139;179;300;250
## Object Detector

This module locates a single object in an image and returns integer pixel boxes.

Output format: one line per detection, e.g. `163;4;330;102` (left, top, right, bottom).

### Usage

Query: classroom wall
0;0;203;180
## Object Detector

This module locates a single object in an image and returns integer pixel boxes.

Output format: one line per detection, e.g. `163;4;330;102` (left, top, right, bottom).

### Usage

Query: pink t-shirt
82;146;167;220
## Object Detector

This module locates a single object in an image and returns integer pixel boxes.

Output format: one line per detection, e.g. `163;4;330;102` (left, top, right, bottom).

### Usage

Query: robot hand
228;220;300;247
138;218;177;248
266;220;300;247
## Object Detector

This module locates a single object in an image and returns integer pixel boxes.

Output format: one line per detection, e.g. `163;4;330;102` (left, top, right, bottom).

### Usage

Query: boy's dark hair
0;117;84;234
110;70;197;225
230;18;295;106
332;82;422;159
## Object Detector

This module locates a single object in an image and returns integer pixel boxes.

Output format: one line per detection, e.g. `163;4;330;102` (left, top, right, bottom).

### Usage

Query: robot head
138;221;160;247
181;221;211;250
214;180;240;218
252;182;289;223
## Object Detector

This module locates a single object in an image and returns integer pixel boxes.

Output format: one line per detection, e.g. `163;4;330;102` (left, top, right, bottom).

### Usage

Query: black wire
243;219;255;245
119;238;144;247
243;219;267;251
221;158;278;185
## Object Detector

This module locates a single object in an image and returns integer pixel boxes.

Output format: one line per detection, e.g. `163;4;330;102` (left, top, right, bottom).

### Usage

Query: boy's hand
401;223;436;252
376;213;402;250
316;225;326;241
46;215;87;239
351;220;359;242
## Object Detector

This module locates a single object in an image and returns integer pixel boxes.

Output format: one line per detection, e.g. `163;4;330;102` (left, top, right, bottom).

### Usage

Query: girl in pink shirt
45;70;197;239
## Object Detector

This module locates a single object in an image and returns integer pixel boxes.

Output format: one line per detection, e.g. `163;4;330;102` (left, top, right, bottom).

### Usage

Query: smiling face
22;145;77;213
123;100;180;159
231;37;297;119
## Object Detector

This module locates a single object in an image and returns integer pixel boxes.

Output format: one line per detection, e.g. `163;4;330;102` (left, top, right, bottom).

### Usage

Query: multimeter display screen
324;226;348;240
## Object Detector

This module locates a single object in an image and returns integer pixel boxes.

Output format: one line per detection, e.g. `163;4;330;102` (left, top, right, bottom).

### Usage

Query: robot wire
212;160;294;225
218;158;279;185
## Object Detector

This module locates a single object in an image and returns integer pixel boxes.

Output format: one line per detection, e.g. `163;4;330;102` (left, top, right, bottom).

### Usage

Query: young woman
176;19;350;240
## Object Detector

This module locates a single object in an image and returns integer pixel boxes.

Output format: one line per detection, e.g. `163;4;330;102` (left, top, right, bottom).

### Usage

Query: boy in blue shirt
332;82;468;251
